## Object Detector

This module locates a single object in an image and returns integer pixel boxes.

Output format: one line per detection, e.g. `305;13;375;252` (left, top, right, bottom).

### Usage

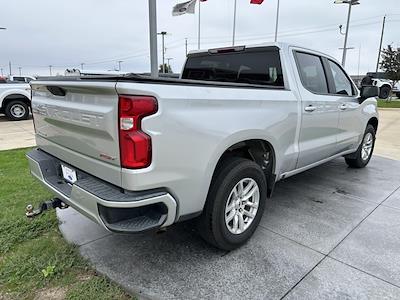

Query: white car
392;82;400;99
9;75;36;83
0;81;31;120
372;78;392;99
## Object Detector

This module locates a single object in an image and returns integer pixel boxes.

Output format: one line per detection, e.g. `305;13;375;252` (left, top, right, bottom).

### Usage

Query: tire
345;124;376;168
197;157;267;250
379;86;391;99
4;100;29;121
396;92;400;99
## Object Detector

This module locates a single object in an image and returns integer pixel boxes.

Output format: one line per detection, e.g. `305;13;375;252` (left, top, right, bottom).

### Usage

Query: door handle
304;105;316;112
340;104;348;110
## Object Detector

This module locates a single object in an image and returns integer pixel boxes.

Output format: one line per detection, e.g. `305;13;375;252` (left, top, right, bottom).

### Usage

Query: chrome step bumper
27;149;177;232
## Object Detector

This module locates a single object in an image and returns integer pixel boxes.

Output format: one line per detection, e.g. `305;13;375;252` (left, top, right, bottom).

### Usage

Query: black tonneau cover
34;73;285;90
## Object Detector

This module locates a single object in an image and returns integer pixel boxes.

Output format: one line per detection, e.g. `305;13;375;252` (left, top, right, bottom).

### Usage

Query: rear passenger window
328;60;354;96
295;52;328;94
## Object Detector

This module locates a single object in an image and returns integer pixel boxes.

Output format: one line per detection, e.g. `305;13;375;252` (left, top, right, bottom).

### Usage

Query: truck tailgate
31;81;122;184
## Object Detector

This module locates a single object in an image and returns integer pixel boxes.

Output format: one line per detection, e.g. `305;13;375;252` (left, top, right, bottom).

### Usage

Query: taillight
118;95;158;169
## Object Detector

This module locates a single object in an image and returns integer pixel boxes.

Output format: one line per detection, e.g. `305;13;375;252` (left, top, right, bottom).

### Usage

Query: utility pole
49;65;53;76
185;38;188;56
335;0;360;68
80;63;84;70
274;0;280;42
158;31;167;73
118;60;123;71
232;0;237;46
342;3;352;68
18;67;22;76
148;0;158;78
8;61;12;76
375;15;386;73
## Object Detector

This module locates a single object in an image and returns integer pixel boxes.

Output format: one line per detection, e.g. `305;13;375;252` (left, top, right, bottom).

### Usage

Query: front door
324;59;364;153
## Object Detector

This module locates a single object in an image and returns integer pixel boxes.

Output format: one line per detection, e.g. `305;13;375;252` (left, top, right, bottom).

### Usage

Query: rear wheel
345;125;375;168
379;86;391;99
197;157;267;250
4;100;29;121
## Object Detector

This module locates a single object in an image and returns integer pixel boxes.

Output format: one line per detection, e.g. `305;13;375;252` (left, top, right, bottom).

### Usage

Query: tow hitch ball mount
26;198;69;218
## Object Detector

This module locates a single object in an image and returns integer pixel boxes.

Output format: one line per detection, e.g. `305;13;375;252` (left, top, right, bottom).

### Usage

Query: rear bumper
26;149;177;233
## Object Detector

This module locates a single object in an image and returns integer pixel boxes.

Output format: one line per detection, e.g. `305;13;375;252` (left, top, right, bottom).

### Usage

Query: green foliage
377;99;400;108
66;277;132;300
0;148;134;300
42;265;56;278
159;63;173;73
0;148;56;254
380;45;400;85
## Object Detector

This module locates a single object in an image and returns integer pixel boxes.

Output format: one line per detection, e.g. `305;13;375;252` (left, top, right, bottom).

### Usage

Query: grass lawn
0;148;133;300
378;99;400;108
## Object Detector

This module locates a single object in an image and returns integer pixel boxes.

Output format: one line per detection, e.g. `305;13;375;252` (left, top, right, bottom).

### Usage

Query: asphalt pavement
58;156;400;299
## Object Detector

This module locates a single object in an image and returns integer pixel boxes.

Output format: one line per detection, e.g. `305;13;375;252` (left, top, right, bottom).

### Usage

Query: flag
172;0;197;16
250;0;264;4
172;0;207;16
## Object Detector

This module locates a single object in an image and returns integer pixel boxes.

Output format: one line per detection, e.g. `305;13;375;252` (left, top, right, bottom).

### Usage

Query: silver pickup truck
27;43;379;250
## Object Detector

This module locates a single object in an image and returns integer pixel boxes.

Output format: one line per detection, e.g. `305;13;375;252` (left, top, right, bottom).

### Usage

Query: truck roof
188;42;338;63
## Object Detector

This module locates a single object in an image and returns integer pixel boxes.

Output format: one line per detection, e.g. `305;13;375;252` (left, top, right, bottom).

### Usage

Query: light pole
334;0;360;68
18;67;22;76
49;65;53;76
148;0;158;78
157;31;167;73
1;28;6;77
274;0;280;42
232;0;237;46
117;60;123;71
198;1;201;49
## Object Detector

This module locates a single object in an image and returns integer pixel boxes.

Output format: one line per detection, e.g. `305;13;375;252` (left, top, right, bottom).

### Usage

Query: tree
380;45;400;89
158;63;173;74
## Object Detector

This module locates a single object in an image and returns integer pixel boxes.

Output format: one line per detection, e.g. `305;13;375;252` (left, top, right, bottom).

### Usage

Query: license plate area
61;164;77;184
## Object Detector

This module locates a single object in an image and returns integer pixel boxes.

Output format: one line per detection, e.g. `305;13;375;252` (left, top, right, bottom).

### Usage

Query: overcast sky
1;0;399;77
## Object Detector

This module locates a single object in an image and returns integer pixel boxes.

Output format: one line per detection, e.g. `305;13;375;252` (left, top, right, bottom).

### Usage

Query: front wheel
197;157;267;250
379;86;391;99
4;100;30;121
345;124;376;168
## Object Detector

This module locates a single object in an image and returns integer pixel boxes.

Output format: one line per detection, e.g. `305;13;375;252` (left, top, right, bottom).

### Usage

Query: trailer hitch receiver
26;198;69;218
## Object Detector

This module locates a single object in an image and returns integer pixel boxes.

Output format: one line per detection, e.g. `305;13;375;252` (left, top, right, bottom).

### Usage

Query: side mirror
359;85;379;103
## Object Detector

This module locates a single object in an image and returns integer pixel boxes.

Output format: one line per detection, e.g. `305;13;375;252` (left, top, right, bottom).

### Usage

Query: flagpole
198;0;201;49
274;0;280;42
232;0;237;46
149;0;158;77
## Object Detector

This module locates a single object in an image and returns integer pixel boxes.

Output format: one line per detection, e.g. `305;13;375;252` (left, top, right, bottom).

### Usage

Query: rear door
292;50;341;168
324;59;363;152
